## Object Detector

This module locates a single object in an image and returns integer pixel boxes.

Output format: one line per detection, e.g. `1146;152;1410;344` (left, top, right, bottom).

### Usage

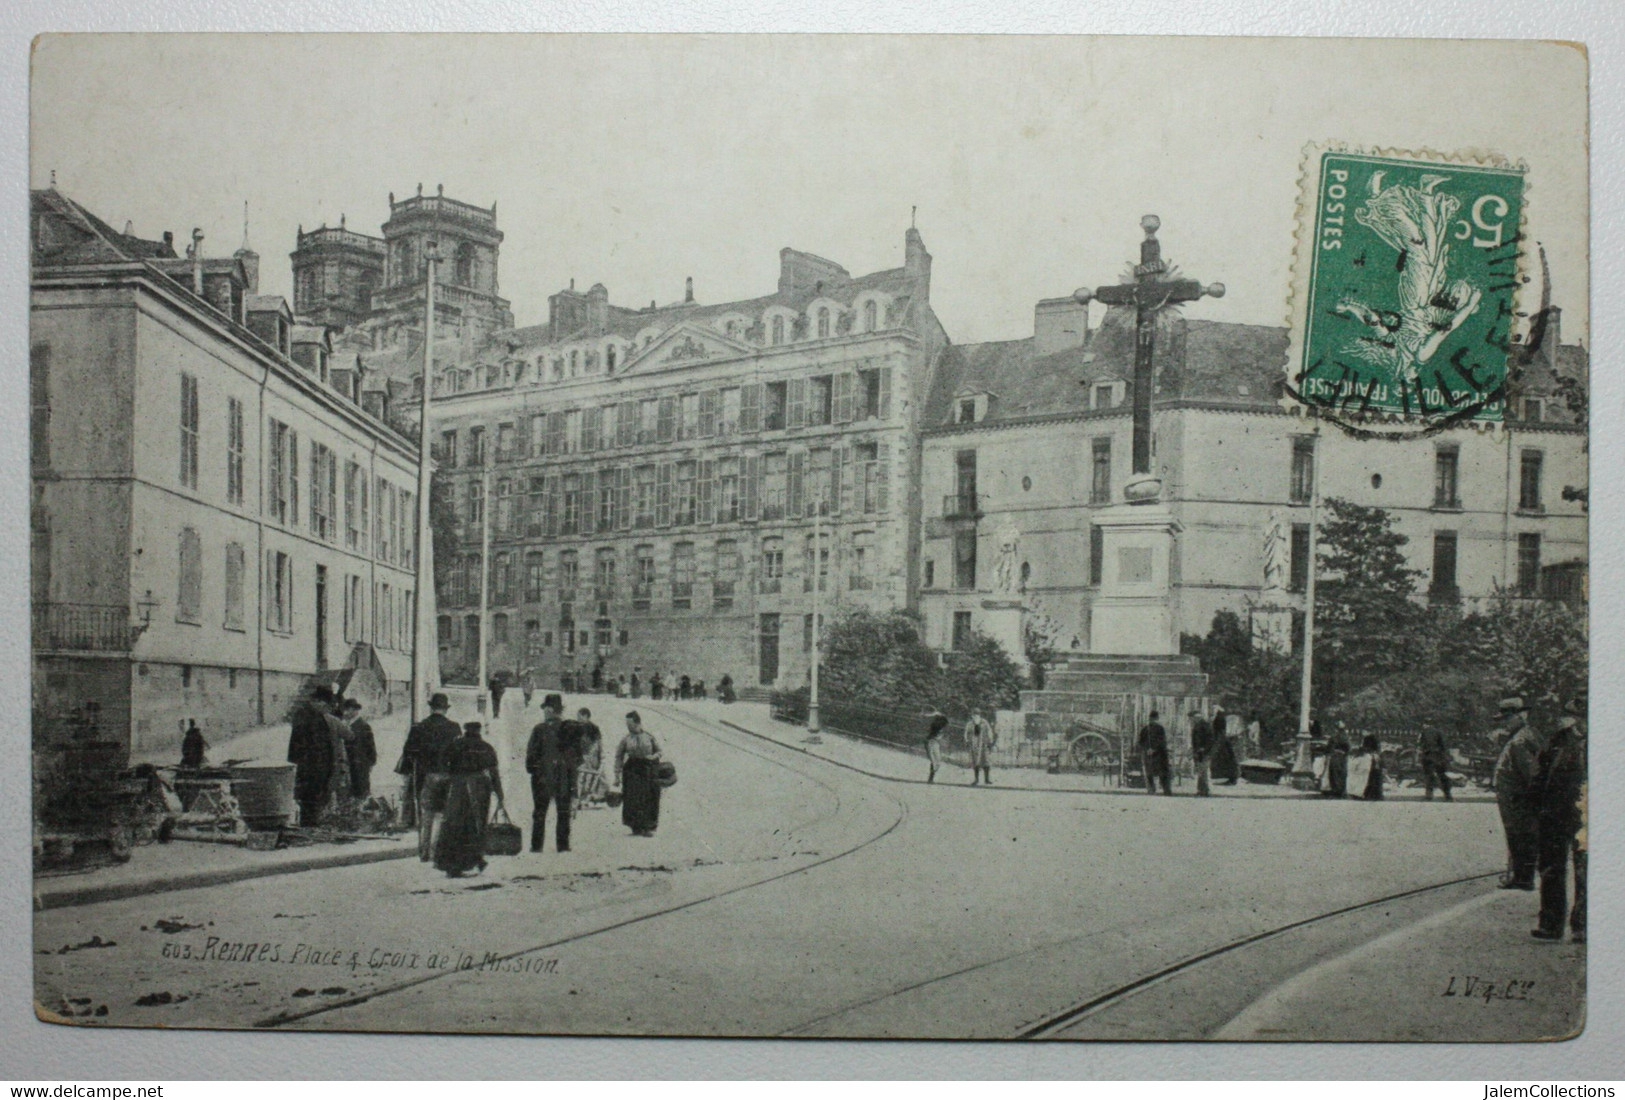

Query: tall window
467;477;485;526
1090;437;1112;504
399;490;414;569
714;540;739;609
1519;449;1544;511
856;367;888;420
524;551;545;603
493;551;512;603
1517;533;1541;595
440;430;458;468
952;611;973;652
954;529;977;589
1289;523;1311;592
179;373;200;489
634;466;656;528
634;545;656;608
764;382;789;431
717;458;741;522
850;531;872;590
223;541;245;630
760;537;784;594
467;426;486;467
675;460;698;525
1089;524;1104;586
343;573;362;642
864;300;878;332
375;479;395;563
771;315;785;346
1430;531;1459;598
762;453;787;520
310;443;337;541
672;542;695;608
802;533;830;593
595;547;617;600
558;550;579;599
719;388;741;435
1290;436;1315;504
808;376;834;426
681;393;700;440
955;449;977;513
817;307;830;338
268;419;298;525
497;422;516;462
856;442;882;513
226;397;245;504
266;550;293;633
344;461;361;550
1434;446;1460;508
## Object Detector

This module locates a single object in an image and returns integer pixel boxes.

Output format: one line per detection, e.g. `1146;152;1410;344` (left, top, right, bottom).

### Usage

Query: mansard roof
926;306;1589;429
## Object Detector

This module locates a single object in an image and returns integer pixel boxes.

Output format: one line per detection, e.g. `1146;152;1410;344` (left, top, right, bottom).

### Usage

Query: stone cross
1075;216;1225;488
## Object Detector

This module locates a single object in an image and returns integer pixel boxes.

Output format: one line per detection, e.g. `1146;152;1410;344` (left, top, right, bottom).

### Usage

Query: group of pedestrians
285;685;379;826
1492;693;1587;943
398;690;672;878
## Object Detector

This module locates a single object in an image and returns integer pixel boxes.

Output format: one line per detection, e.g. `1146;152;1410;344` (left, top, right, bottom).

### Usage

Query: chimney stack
685;276;694;303
190;228;205;295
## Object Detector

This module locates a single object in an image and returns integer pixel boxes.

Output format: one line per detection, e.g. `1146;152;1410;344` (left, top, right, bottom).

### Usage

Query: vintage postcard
29;34;1588;1040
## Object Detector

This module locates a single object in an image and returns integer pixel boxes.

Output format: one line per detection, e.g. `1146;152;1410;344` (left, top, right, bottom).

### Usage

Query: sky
30;34;1588;346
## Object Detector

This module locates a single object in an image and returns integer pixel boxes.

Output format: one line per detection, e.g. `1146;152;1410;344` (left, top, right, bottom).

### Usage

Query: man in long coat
1533;693;1586;940
1189;709;1214;797
401;692;460;859
1418;724;1453;801
1137;710;1173;795
287;686;337;826
965;708;997;786
527;694;584;852
1492;697;1545;890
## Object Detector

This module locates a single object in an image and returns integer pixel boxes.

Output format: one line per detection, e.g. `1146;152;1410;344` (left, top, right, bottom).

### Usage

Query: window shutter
834;373;854;424
838;445;854;513
289;431;300;527
743;454;760;521
699;390;717;438
879;366;893;419
264;550;275;620
657;396;677;443
543;476;558;537
787;378;807;429
698;459;715;524
876;445;889;513
617;468;632;531
740;383;762;433
829;447;844;515
656;462;674;527
618;400;638;447
787;451;805;518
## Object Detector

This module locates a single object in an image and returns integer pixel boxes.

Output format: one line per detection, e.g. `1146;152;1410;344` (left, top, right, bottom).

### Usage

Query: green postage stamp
1286;144;1528;424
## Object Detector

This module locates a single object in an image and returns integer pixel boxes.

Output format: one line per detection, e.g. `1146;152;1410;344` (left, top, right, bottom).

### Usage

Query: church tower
367;183;513;347
289;213;385;329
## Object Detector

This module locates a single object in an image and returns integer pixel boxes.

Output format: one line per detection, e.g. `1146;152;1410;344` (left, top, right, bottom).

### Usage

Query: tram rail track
254;704;908;1030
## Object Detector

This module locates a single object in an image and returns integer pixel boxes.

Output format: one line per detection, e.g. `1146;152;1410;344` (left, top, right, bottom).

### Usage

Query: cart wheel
108;825;134;863
1069;732;1114;772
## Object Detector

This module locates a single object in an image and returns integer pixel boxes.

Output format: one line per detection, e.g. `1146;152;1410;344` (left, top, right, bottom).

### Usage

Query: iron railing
33;603;141;652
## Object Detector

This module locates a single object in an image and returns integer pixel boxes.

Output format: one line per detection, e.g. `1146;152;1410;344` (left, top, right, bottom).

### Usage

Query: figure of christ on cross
1075;215;1225;496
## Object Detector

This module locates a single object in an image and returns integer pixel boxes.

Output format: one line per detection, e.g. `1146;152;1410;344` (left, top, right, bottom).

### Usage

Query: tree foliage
1313;497;1427;706
819;608;1025;719
1180;609;1300;750
429;467;459;597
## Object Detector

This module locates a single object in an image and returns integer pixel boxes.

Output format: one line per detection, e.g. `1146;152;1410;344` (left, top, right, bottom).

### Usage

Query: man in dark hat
526;693;583;853
1137;709;1172;795
288;685;338;826
401;692;460;859
342;698;378;800
1533;690;1587;941
1492;696;1545;890
1417;723;1453;802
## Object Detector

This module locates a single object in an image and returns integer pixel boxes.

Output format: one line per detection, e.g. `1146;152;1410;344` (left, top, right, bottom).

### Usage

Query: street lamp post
806;500;824;742
476;463;491;714
1290;427;1321;790
409;239;439;728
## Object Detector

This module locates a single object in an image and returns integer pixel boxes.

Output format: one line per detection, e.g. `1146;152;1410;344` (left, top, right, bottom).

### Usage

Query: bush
771;685;809;724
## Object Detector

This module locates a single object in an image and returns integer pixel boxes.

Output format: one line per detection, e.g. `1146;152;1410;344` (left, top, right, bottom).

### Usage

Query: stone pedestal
1088;501;1181;656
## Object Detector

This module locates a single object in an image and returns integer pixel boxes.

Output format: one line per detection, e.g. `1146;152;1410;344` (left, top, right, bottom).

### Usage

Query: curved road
35;700;1518;1039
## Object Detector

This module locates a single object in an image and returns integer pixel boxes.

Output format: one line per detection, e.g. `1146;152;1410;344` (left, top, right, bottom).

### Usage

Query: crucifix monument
1074;215;1224;654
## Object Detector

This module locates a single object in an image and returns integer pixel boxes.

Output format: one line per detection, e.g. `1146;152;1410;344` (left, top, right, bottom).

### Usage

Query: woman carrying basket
615;711;663;837
434;722;505;878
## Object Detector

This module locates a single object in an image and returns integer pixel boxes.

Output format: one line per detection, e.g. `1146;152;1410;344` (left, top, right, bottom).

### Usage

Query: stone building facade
428;229;945;691
917;297;1589;662
31;189;423;758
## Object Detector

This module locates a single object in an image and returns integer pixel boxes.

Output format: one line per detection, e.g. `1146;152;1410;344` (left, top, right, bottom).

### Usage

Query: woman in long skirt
615;711;663;837
434;722;505;877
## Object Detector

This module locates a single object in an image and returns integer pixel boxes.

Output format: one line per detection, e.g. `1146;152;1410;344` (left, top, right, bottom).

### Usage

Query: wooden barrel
229;764;297;827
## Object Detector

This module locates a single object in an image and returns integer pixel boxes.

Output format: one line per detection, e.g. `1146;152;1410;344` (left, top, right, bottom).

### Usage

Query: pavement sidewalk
1216;880;1586;1041
654;699;1495;801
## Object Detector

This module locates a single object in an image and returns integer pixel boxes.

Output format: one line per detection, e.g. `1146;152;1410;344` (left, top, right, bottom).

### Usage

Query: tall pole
477;463;491;711
1291;426;1320;789
807;501;823;741
409;240;439;727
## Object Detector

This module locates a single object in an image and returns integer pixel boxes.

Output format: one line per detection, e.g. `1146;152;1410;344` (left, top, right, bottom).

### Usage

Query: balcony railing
34;603;142;652
943;493;979;519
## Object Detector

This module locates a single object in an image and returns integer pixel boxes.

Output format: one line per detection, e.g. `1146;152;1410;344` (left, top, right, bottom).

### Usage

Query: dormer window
771;316;785;346
958;399;977;424
864;300;878;333
954;393;990;424
606;344;618;371
1523;397;1544;422
569;350;579;376
1091;381;1125;410
817;308;830;339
